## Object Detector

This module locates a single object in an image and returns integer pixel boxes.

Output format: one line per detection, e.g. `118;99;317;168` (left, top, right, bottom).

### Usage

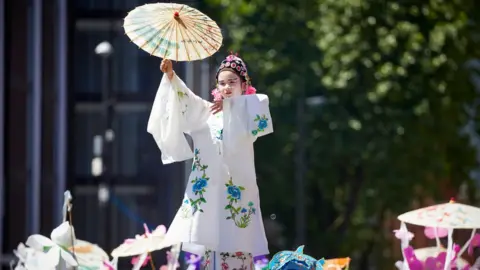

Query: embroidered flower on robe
227;186;242;200
251;114;269;136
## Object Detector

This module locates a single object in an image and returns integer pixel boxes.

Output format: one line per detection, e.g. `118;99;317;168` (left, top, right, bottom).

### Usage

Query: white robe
147;73;273;257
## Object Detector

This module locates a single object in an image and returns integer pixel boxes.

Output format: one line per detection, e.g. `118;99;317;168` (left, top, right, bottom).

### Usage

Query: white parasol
396;199;480;270
398;199;480;229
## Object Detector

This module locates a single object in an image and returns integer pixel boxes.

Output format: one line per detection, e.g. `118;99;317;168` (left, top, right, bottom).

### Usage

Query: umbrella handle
148;252;156;270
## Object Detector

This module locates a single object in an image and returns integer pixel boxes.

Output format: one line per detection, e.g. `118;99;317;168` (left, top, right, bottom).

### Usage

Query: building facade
0;0;214;268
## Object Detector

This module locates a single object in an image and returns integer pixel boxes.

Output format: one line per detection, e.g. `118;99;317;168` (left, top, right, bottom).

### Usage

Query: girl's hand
210;100;223;114
160;59;174;80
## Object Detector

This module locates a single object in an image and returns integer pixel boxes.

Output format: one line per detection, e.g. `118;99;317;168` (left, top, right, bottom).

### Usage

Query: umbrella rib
191;19;222;37
124;18;171;37
182;17;222;40
182;16;222;46
175;18;179;61
178;19;202;60
172;3;220;57
178;3;185;13
123;14;171;26
180;16;221;55
181;21;215;57
161;20;177;59
135;20;175;52
187;19;222;35
176;21;191;61
125;6;173;23
124;4;176;31
148;19;174;57
177;5;200;17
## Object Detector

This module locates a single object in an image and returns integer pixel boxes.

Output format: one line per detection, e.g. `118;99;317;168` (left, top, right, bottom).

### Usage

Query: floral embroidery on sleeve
224;178;256;228
174;85;188;115
189;148;209;214
251;114;269;136
216;128;223;140
179;198;193;218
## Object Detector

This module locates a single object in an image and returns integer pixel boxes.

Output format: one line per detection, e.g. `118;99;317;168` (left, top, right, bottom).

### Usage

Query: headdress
211;52;256;101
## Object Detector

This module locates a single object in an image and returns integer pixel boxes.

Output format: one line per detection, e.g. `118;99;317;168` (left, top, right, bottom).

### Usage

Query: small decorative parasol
397;198;480;229
124;3;223;61
395;199;480;270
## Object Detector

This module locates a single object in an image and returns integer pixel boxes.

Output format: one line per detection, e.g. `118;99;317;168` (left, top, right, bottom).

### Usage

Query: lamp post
295;95;326;247
94;41;114;249
0;0;4;264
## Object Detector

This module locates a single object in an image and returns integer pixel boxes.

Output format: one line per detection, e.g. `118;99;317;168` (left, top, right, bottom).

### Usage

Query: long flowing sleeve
222;94;274;155
147;73;211;164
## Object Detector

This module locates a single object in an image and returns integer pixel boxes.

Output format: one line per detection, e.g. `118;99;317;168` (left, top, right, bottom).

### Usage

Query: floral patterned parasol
397;199;480;229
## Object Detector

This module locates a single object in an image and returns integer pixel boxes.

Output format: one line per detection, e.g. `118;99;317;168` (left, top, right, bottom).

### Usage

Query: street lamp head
306;96;326;107
95;41;113;57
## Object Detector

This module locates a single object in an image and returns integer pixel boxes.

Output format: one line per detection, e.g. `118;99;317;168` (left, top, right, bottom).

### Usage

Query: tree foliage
203;0;478;267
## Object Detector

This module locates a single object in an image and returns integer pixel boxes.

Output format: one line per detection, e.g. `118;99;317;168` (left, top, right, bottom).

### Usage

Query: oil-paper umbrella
396;199;480;270
124;2;223;61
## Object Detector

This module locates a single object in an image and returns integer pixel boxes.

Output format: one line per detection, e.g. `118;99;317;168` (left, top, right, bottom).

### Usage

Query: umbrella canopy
398;199;480;229
124;3;223;61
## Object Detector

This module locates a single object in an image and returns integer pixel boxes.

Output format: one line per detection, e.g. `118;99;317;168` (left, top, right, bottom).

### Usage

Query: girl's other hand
210;100;223;114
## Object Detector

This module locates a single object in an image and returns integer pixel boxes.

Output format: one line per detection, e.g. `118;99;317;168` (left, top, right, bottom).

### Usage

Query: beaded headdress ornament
211;52;257;101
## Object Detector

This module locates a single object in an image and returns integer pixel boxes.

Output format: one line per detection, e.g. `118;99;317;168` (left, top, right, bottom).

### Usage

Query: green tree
203;0;477;268
310;0;477;267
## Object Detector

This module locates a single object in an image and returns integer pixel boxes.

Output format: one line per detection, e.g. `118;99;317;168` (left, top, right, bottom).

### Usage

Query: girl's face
217;70;246;99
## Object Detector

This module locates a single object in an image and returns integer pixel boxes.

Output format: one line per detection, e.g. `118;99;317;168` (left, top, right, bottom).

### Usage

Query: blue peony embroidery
251;114;269;136
227;186;242;200
189;148;209;213
258;119;268;130
192;178;208;192
224;177;256;228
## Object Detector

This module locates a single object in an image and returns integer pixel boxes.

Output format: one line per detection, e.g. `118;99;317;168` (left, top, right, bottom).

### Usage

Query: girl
147;53;274;269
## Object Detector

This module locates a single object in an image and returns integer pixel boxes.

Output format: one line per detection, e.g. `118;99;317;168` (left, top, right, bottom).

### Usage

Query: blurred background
1;0;480;269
